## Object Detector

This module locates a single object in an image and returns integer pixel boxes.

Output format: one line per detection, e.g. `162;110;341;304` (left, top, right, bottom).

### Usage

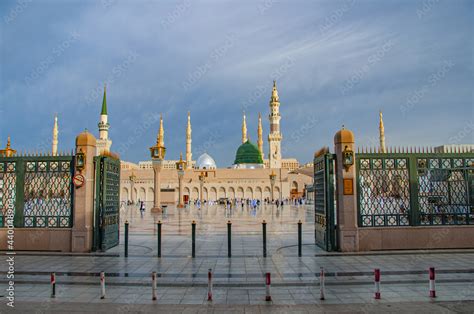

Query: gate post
334;127;359;252
71;130;97;252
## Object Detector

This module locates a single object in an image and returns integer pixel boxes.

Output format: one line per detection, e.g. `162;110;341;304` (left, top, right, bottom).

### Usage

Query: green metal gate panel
314;153;337;251
93;156;121;251
0;156;74;228
356;152;474;227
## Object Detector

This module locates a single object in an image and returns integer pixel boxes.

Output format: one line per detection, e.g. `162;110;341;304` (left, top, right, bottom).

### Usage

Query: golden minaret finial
379;110;386;153
257;113;264;159
242;111;248;144
157;114;164;147
0;136;17;157
271;80;279;102
52;114;58;156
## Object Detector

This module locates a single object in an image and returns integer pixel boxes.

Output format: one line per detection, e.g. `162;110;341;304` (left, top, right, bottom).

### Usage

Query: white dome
196;153;217;169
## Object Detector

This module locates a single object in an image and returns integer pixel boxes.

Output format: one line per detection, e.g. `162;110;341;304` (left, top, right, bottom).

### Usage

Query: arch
210;187;217;201
291;181;298;191
263;186;271;200
237;187;244;199
274;186;281;200
255;186;263;200
184;187;190;196
139;187;146;202
245;187;253;199
147;187;154;202
121;187;129;202
203;187;208;201
228;187;235;199
218;187;226;198
192;187;199;200
133;188;138;202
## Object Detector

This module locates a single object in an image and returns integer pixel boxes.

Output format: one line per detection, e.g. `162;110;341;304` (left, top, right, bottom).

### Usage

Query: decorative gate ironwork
357;152;473;227
0;156;74;228
93;155;120;251
314;151;337;251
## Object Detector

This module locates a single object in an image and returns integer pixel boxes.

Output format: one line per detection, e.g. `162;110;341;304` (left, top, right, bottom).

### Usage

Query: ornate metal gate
314;150;337;251
93;156;120;251
357;152;473;227
0;155;74;228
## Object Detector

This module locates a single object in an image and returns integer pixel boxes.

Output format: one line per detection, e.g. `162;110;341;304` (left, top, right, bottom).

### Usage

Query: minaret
268;80;282;168
186;111;192;169
257;113;264;160
242;112;248;143
52;115;58;156
96;84;112;155
158;114;165;147
379;110;386;153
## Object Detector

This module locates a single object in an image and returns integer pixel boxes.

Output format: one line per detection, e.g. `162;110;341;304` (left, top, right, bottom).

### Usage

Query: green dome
234;140;264;165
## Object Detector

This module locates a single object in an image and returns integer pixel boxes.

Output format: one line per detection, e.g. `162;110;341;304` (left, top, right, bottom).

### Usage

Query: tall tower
268;80;282;168
242;112;248;143
257;113;264;160
52;115;58;156
96;84;112;155
186;111;192;169
379;110;386;153
158;114;165;147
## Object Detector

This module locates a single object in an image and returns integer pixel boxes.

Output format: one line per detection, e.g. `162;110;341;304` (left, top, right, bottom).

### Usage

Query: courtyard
1;204;473;312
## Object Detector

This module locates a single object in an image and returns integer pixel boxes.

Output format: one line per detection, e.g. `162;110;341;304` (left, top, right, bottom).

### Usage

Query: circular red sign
73;174;85;188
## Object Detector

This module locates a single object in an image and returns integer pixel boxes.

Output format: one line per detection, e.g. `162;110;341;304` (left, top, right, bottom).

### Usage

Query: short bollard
319;267;325;300
207;268;213;301
157;220;162;258
100;271;106;299
227;220;232;258
262;220;267;258
152;272;157;301
265;272;272;301
374;268;381;300
429;267;436;298
124;220;129;258
50;272;56;298
191;220;196;258
297;220;302;257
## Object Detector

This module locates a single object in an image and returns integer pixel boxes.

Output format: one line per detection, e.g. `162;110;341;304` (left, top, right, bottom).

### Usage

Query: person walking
139;201;145;218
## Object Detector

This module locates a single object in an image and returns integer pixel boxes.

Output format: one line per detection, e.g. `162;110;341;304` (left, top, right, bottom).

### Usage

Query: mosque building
118;81;313;204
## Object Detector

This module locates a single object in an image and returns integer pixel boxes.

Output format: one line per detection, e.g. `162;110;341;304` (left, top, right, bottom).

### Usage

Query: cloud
0;0;472;165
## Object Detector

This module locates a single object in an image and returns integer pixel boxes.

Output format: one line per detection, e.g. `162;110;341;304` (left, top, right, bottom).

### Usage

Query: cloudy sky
1;0;472;165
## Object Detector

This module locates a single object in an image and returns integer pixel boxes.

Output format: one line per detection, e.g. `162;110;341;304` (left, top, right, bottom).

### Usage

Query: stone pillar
177;171;184;208
334;128;359;252
151;160;163;212
71;131;97;252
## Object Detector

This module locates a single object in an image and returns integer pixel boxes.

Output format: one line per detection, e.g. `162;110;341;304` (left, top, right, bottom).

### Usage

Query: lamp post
269;170;277;202
149;137;166;213
129;172;136;204
176;153;186;208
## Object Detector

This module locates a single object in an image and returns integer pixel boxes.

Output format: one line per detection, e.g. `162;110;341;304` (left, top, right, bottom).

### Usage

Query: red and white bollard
51;272;56;298
100;271;106;299
265;272;272;301
319;267;325;300
429;267;436;298
374;268;381;299
207;269;213;301
152;272;157;301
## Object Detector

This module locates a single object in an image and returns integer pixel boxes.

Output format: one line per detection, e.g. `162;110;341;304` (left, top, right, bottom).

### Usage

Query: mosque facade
118;81;313;204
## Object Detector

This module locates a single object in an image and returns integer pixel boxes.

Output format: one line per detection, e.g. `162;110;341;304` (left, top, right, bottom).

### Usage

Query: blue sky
1;0;472;165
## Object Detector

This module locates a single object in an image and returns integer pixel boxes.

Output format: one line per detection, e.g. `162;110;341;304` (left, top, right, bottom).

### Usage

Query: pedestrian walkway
1;204;473;309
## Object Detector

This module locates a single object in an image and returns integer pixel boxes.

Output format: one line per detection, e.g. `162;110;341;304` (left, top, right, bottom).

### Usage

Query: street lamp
129;171;136;204
269;170;277;202
149;117;166;212
176;153;187;208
